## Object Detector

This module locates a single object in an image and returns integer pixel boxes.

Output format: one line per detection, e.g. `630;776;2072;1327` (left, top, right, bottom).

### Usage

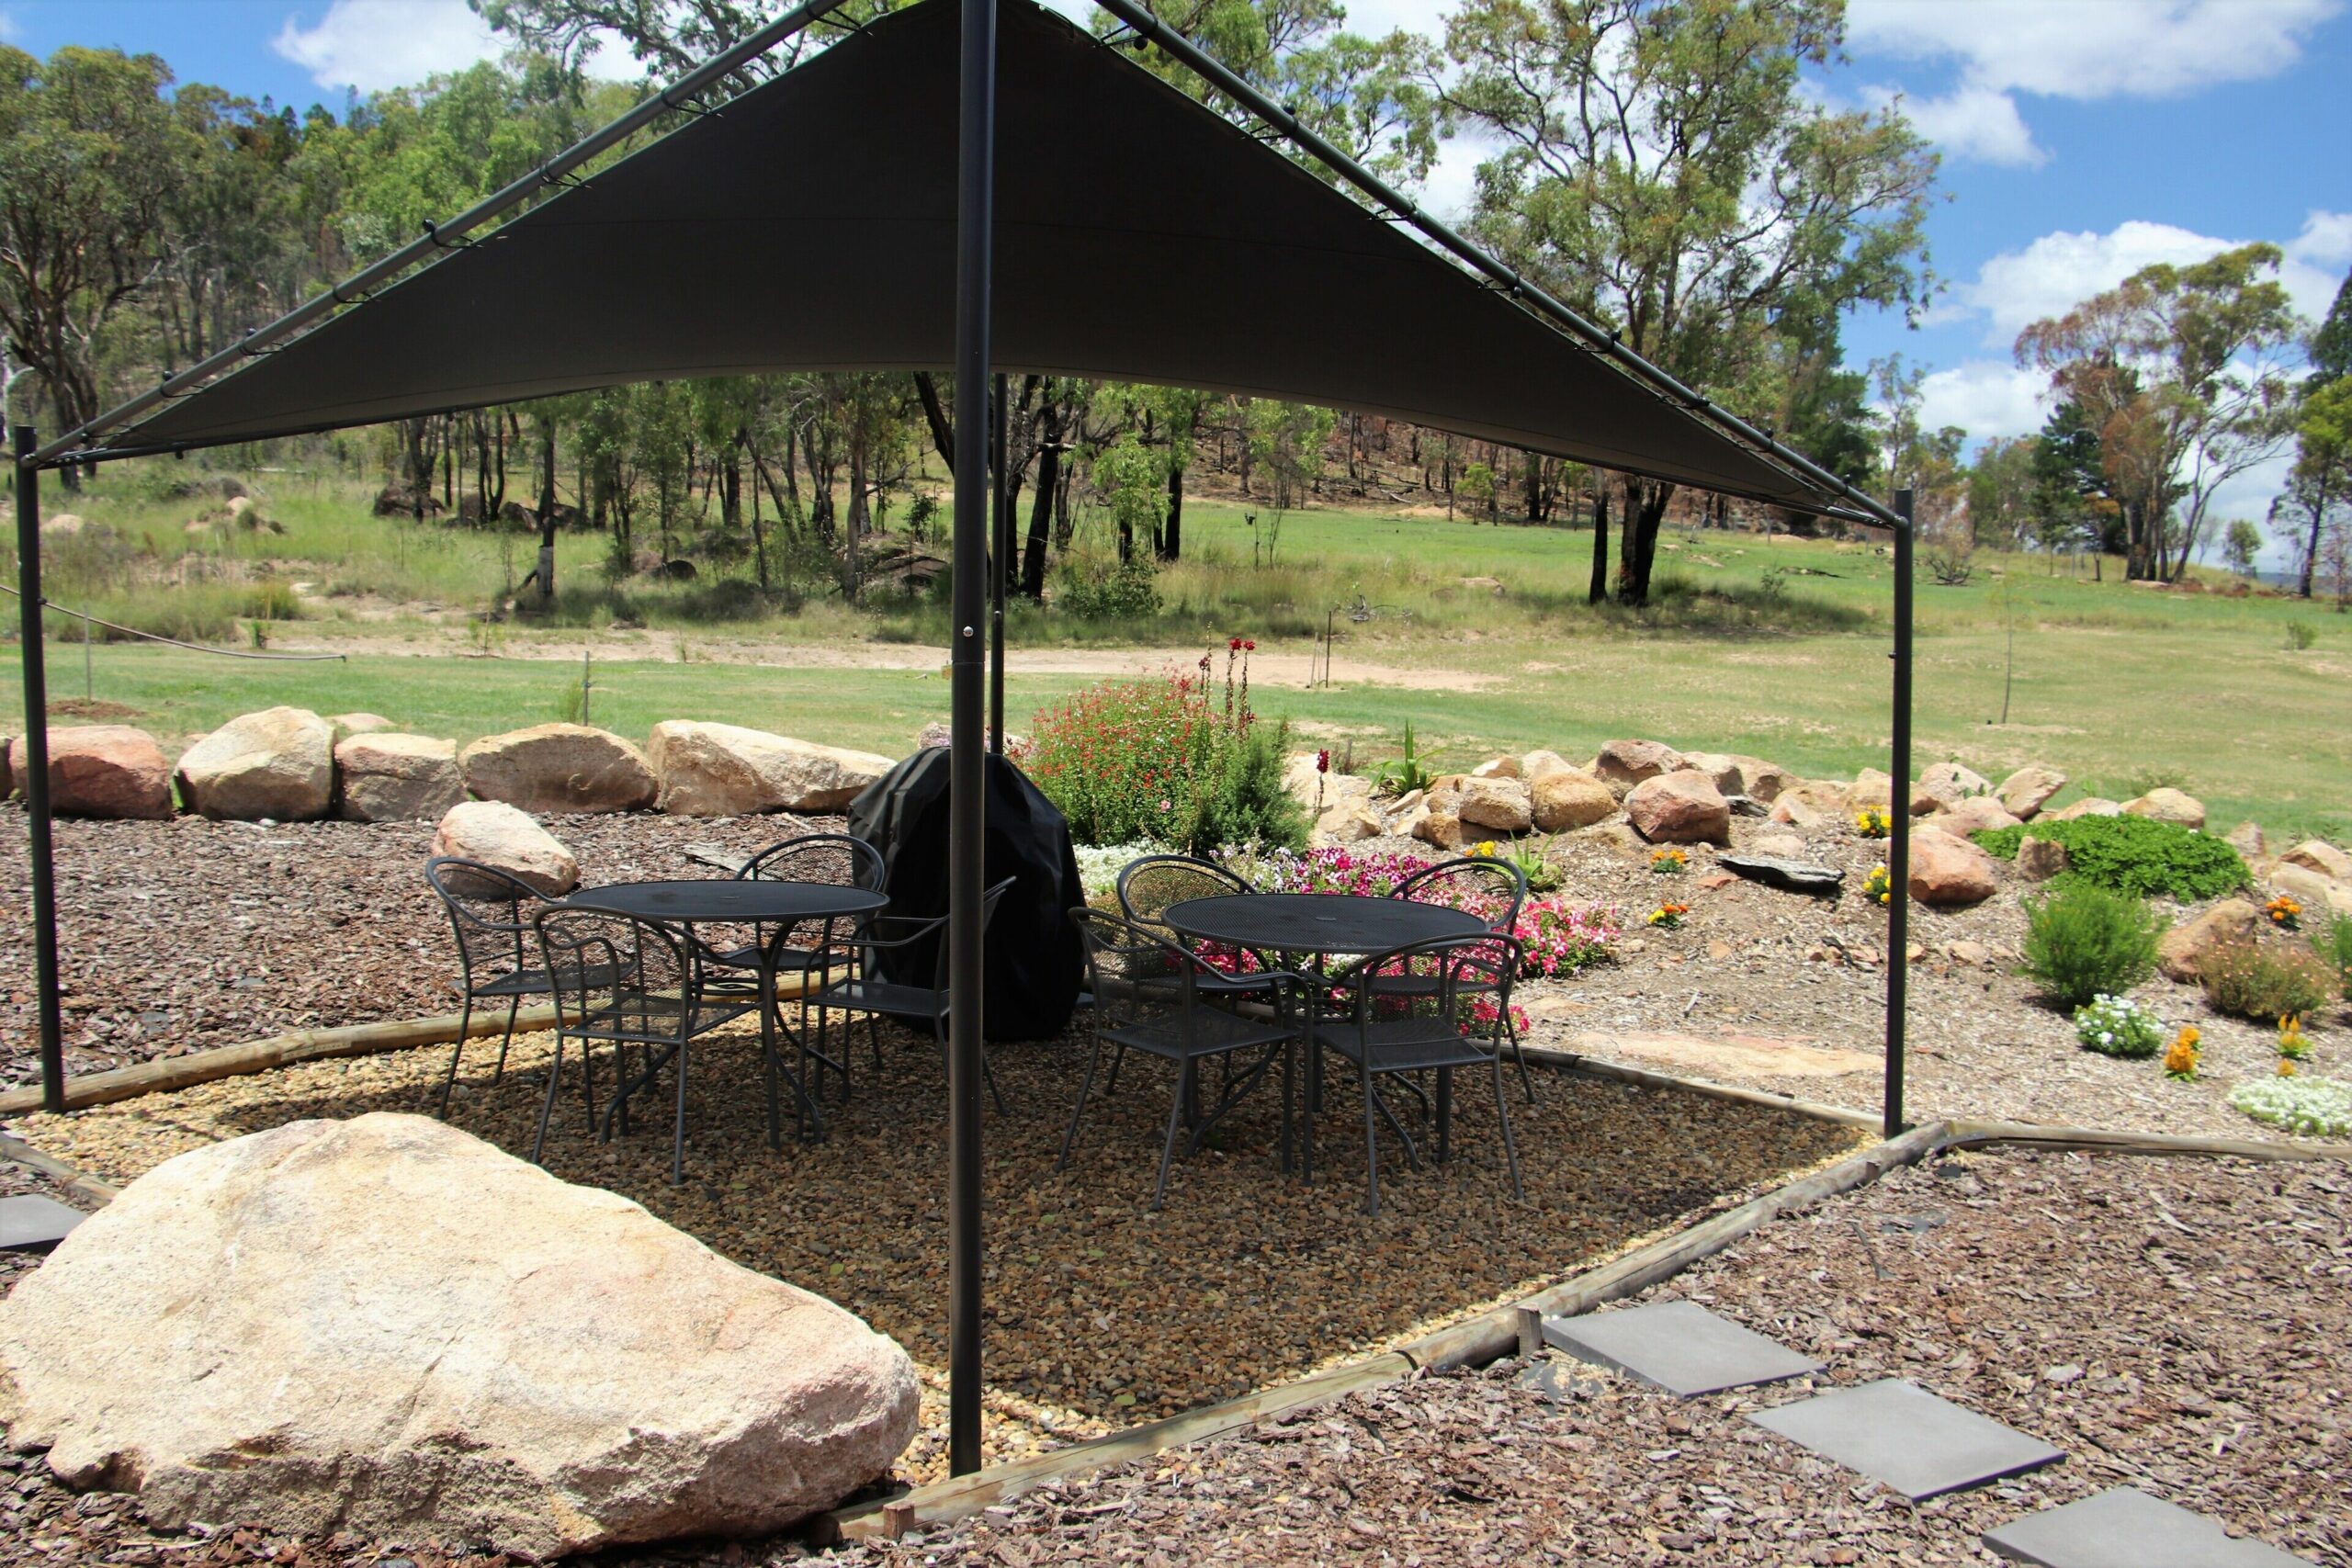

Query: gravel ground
6;1015;1859;1478
3;806;2335;1139
0;1147;2342;1566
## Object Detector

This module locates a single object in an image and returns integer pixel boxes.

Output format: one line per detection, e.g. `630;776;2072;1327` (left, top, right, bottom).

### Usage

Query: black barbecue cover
846;746;1085;1041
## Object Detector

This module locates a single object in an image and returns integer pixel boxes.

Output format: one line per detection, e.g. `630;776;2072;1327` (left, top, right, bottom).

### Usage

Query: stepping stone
1747;1379;2064;1501
1984;1487;2313;1567
0;1194;86;1251
1538;1300;1821;1397
1718;853;1844;895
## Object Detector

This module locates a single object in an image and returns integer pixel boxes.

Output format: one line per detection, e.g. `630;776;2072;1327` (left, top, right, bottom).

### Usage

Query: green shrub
2023;884;2164;1010
1973;814;2246;901
1056;555;1161;620
2199;942;2337;1024
2313;914;2352;999
1026;650;1304;855
2072;993;2164;1057
2227;1074;2352;1138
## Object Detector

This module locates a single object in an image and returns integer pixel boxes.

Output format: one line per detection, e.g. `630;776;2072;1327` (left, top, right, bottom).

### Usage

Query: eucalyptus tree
1438;0;1936;603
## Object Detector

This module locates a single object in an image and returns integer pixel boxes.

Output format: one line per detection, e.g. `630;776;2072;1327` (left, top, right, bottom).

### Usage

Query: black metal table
1160;893;1493;1174
557;878;888;1141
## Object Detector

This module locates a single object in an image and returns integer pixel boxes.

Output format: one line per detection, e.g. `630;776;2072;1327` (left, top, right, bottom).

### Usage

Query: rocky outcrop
1906;827;1998;908
1594;739;1685;798
1624;771;1731;846
2280;840;2352;882
459;723;658;814
1911;761;1992;816
1281;750;1374;822
1676;752;1747;795
1469;755;1520;780
1531;767;1616;831
2043;796;2122;821
2122;787;2206;829
430;801;580;897
7;726;174;820
1934;795;2023;837
0;1114;919;1559
175;707;335;821
2157;898;2261;984
1718;854;1843;897
327;712;395;739
1724;754;1794;803
650;722;895;817
1519;750;1576;782
2014;835;2070;882
1995;766;2066;819
336;734;465;822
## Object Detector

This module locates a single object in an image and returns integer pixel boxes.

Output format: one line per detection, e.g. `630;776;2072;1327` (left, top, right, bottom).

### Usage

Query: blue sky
6;0;2349;541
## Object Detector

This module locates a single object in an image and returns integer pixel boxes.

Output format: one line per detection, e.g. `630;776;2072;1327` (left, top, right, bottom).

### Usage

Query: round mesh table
1160;892;1487;954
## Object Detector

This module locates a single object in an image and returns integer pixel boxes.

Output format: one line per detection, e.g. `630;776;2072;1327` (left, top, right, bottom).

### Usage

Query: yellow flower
2278;1056;2299;1077
1471;841;1499;858
2163;1026;2200;1081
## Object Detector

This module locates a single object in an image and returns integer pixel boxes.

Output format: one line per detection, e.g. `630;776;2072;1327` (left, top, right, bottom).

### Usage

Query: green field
6;468;2349;843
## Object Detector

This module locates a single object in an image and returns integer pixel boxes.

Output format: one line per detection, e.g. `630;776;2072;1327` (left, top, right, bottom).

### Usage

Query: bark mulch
6;1019;1859;1480
0;1148;2342;1566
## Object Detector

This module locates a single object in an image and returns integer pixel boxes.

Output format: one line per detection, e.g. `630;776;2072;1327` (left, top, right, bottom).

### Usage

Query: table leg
1436;1065;1453;1165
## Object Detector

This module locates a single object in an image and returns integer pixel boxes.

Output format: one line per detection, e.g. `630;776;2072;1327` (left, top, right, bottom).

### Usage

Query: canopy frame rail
25;0;855;475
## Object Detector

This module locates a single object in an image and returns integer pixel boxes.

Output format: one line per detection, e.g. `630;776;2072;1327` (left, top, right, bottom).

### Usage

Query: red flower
1243;638;1256;651
1317;749;1330;773
1228;637;1243;651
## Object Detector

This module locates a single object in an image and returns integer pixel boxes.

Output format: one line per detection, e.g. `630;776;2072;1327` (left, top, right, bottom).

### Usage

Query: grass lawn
7;463;2348;842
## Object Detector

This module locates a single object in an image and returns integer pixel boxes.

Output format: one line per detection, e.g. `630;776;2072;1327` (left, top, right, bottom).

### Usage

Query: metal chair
698;833;885;1097
1311;933;1526;1216
792;876;1017;1111
424;856;589;1117
1386;854;1535;1102
1116;853;1253;931
531;905;759;1184
1062;909;1304;1209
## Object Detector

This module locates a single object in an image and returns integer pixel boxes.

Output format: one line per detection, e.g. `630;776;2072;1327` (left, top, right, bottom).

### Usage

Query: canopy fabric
99;0;1819;507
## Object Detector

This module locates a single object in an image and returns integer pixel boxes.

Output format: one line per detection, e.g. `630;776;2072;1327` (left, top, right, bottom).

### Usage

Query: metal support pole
947;0;998;1481
13;427;66;1115
989;370;1007;756
1883;488;1914;1140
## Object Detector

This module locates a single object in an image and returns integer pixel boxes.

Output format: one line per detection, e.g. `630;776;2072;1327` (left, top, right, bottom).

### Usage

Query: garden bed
5;1018;1860;1484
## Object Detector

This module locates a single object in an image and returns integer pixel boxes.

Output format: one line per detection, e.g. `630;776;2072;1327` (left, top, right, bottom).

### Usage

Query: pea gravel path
0;1148;2343;1565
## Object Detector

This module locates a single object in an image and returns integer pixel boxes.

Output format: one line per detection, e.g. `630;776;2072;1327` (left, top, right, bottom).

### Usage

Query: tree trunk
1159;460;1184;561
1588;484;1610;606
912;371;954;468
534;411;559;607
1617;475;1672;605
1021;399;1063;599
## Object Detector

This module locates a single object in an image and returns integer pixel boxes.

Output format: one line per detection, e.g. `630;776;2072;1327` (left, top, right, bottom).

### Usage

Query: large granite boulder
1279;749;1374;818
1934;795;2023;837
2280;840;2352;882
336;734;466;822
1995;766;2067;819
1845;769;1894;814
2043;795;2122;821
657;728;894;815
175;707;335;821
1456;774;1532;833
1676;752;1747;795
327;712;395;739
1723;754;1794;804
430;800;580;896
459;723;657;814
1531;766;1616;831
1910;761;1992;816
1624;770;1731;846
2123;787;2206;829
7;726;174;819
0;1114;918;1559
1594;739;1685;798
2157;898;2261;984
1907;827;1998;908
1519;750;1577;782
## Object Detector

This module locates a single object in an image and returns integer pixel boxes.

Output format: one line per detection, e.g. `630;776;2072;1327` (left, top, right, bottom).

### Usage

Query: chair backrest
1336;932;1522;1040
1392;855;1527;933
737;832;885;892
1070;907;1208;1025
799;876;1018;995
425;856;542;980
1116;854;1252;929
533;905;691;1040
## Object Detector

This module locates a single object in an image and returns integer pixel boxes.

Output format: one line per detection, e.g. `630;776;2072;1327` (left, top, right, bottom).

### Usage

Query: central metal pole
13;428;66;1115
1883;488;1914;1139
947;0;998;1480
989;370;1007;756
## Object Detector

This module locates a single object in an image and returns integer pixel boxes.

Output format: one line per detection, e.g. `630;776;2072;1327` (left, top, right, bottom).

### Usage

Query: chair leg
531;1034;566;1166
1490;1054;1524;1201
1152;1058;1193;1211
1507;1011;1535;1104
493;995;519;1084
436;997;473;1118
1360;1058;1381;1217
671;1034;690;1187
1056;1032;1109;1171
981;1045;1008;1116
1103;1043;1128;1098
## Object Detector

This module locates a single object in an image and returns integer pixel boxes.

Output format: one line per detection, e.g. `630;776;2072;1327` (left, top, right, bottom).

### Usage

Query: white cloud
274;0;637;92
1914;360;2050;441
1847;0;2341;101
1873;80;2043;167
0;7;18;44
274;0;502;92
1954;217;2349;348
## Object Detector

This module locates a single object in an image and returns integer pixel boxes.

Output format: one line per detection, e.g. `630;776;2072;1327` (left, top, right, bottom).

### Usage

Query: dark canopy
98;0;1819;508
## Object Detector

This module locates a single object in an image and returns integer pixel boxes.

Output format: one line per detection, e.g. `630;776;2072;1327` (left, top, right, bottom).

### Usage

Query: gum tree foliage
2016;243;2302;582
2222;518;2262;579
1438;0;1938;604
2277;271;2352;598
1968;434;2037;552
